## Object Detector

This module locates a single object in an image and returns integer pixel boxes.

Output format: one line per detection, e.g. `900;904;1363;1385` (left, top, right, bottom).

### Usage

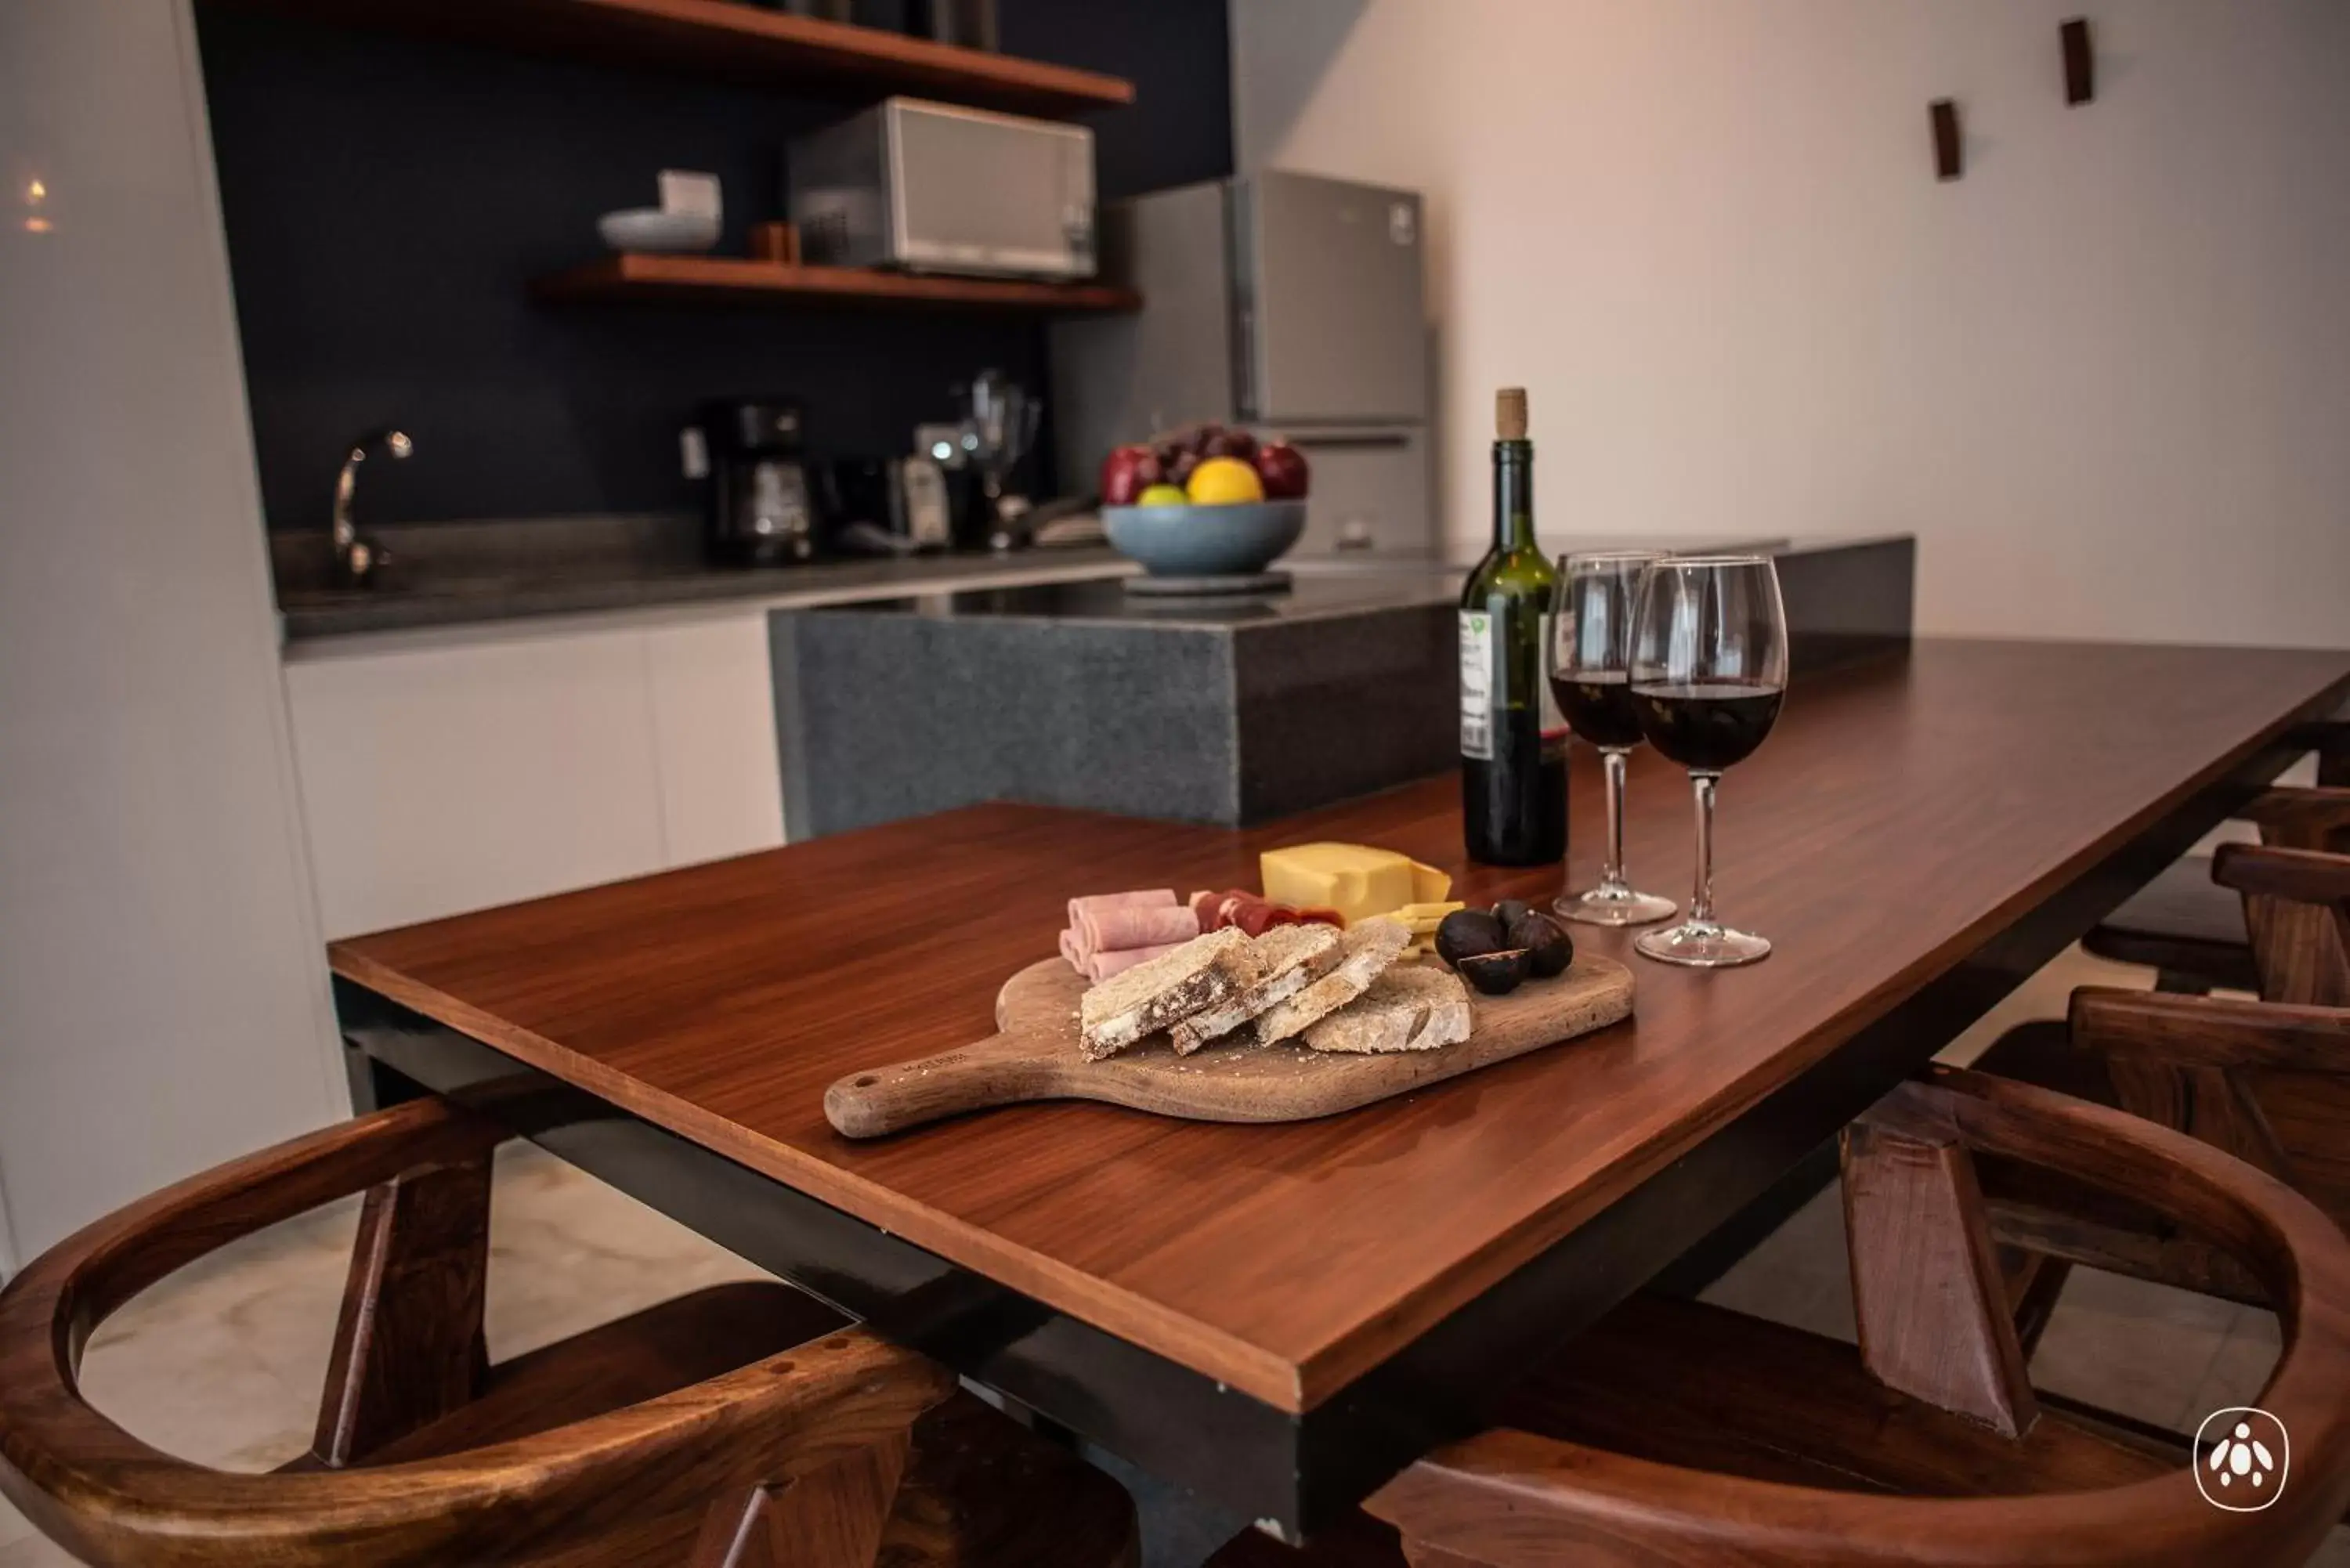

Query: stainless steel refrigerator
1050;170;1436;556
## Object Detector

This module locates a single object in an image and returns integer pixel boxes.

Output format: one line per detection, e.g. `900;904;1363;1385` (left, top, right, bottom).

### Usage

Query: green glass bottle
1459;387;1567;865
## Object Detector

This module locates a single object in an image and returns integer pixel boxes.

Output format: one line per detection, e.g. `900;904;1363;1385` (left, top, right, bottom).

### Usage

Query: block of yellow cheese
1259;844;1452;927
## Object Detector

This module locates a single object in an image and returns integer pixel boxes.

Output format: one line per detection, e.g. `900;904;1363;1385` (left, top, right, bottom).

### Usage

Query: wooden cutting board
825;952;1634;1138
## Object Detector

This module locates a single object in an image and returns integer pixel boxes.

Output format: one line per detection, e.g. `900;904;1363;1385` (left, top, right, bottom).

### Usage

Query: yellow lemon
1137;482;1188;506
1186;456;1265;505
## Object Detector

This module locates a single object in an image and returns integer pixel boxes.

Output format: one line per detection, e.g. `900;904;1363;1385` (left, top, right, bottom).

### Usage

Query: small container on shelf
596;169;721;255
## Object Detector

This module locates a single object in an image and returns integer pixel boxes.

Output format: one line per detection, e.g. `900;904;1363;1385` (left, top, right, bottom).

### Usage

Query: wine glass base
1635;921;1772;968
1553;887;1678;927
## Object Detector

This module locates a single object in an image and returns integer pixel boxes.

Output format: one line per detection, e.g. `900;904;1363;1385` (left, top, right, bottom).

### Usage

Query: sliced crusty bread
1304;963;1473;1054
1078;926;1260;1061
1253;917;1412;1046
1170;924;1345;1055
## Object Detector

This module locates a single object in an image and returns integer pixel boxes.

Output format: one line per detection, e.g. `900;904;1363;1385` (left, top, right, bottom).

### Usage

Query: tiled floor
5;910;2343;1564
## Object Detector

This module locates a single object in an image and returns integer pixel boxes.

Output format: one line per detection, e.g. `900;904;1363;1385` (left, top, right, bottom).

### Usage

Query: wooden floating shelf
531;254;1143;313
201;0;1135;118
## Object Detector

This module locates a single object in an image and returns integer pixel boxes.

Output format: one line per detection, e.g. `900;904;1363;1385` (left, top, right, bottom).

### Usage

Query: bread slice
1078;927;1260;1061
1304;964;1473;1054
1170;924;1345;1055
1253;917;1412;1046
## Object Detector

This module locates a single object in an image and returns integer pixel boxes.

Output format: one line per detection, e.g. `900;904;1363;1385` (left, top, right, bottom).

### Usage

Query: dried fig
1435;909;1508;969
1456;948;1530;995
1506;911;1574;977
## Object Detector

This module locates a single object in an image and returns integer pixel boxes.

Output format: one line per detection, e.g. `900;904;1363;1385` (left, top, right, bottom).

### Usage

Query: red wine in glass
1547;552;1676;927
1549;670;1647;750
1627;680;1785;771
1628;557;1790;968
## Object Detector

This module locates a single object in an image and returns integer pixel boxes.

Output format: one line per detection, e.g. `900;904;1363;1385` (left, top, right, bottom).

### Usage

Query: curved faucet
331;428;411;587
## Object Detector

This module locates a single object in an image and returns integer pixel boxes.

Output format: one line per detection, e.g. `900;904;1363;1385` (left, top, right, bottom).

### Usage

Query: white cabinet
284;611;784;940
643;616;790;870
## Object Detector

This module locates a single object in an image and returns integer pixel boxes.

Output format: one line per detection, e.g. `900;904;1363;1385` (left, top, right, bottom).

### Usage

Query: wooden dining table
328;638;2350;1539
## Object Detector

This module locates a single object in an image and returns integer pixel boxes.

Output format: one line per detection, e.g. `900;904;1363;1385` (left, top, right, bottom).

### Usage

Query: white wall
1232;0;2350;648
0;1;346;1257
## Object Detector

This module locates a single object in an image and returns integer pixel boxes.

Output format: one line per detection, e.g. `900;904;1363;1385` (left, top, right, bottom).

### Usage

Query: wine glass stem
1689;770;1720;927
1600;746;1630;893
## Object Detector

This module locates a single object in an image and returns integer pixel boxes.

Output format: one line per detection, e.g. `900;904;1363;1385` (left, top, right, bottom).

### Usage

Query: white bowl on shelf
597;208;721;254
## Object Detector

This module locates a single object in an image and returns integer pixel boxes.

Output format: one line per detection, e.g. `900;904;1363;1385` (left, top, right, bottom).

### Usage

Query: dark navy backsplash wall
196;0;1232;530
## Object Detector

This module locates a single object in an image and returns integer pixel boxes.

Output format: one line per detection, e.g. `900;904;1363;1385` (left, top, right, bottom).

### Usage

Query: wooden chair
1972;840;2350;1324
1355;1069;2350;1568
2076;786;2348;995
0;1095;1138;1568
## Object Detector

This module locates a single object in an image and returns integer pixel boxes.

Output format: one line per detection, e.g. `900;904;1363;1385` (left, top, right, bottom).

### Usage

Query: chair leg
692;1429;913;1568
311;1152;494;1467
1842;1093;2039;1438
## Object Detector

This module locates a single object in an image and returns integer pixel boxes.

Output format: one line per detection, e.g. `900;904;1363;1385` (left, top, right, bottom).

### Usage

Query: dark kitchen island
769;535;1915;838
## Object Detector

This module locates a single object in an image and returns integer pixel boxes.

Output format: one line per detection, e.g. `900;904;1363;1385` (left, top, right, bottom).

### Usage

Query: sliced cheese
1260;844;1453;927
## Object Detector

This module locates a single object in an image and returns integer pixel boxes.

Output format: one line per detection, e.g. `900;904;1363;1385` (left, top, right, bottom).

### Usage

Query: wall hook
1930;99;1962;180
2062;18;2095;105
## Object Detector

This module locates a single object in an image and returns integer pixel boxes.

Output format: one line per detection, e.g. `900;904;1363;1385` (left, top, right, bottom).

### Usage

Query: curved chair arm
0;1099;955;1567
2213;842;2350;907
1366;1068;2350;1568
2070;987;2350;1074
2240;787;2350;851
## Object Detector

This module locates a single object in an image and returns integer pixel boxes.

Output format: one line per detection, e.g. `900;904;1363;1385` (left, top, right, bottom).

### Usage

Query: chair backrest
1364;1068;2350;1568
2217;839;2350;1007
0;1096;953;1567
2069;985;2350;1239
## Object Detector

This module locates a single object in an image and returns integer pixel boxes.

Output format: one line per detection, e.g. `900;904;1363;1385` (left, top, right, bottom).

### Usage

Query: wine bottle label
1459;610;1495;759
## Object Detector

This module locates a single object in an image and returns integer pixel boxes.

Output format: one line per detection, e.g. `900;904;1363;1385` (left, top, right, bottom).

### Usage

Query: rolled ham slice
1061;889;1190;977
1068;889;1177;927
1083;941;1187;983
1076;901;1198;958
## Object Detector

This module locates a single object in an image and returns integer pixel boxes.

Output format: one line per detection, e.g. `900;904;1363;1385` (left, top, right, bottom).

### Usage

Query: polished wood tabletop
331;639;2349;1420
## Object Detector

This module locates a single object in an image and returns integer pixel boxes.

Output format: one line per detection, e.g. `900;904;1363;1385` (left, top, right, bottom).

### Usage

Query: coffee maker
695;399;817;565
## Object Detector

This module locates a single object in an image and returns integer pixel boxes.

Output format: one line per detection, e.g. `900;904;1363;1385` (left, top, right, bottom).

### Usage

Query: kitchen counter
270;511;1141;649
772;534;1918;836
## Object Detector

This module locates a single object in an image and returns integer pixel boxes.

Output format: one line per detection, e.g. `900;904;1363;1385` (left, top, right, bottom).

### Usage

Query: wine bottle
1459;387;1567;865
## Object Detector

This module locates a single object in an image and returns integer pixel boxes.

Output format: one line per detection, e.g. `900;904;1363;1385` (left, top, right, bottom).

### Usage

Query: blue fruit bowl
1102;500;1307;578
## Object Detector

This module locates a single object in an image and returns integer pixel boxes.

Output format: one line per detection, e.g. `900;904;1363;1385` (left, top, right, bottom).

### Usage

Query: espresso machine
694;399;817;565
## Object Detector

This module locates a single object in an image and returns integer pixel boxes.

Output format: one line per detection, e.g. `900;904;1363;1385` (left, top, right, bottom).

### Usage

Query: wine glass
1628;555;1788;967
1548;553;1677;927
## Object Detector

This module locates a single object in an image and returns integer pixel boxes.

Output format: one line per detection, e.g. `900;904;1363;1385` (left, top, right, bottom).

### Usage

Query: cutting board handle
825;1035;1060;1139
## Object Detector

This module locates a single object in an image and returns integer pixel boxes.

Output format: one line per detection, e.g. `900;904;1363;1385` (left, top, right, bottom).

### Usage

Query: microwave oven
786;97;1096;280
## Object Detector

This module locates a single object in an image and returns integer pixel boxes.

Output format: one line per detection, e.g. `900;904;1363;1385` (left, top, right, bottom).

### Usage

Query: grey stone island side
770;536;1914;838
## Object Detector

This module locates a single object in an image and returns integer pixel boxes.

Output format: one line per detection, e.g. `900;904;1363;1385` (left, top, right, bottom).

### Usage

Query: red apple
1253;439;1310;499
1098;443;1162;507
